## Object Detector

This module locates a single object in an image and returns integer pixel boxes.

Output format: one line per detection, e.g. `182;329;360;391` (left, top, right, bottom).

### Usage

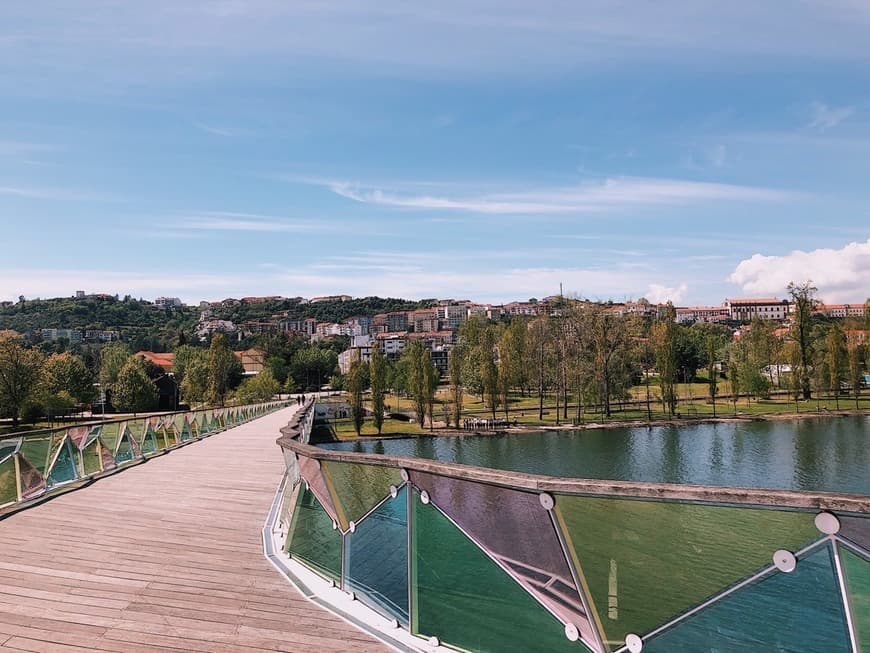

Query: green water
323;415;869;494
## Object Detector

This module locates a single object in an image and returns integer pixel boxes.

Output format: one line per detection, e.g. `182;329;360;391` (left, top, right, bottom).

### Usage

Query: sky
1;1;869;306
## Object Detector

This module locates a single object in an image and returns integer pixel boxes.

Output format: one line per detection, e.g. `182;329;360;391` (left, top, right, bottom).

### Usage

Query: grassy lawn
324;385;870;438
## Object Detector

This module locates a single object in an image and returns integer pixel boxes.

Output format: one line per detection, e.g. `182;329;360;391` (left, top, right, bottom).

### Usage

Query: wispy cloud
0;185;112;201
323;176;797;215
168;211;332;233
193;122;235;137
807;102;855;131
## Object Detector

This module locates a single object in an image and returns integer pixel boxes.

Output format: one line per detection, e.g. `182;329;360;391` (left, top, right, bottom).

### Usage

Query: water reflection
323;416;869;494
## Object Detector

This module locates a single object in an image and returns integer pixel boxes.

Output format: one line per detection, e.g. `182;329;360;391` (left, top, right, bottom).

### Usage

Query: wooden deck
0;407;389;652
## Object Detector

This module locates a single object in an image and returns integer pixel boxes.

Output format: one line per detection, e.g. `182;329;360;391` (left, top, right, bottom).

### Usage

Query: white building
726;298;789;322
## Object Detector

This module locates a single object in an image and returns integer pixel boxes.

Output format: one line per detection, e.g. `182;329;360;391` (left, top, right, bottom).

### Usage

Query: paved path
0;407;388;652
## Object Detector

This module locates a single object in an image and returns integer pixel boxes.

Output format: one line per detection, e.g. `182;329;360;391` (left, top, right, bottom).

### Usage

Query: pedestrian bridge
0;406;388;652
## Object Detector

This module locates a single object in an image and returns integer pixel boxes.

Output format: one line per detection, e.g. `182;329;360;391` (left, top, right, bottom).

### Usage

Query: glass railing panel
47;438;78;485
81;439;103;475
344;486;409;626
0;457;18;505
100;422;121;451
19;436;52;475
839;515;870;552
286;486;342;582
643;544;850;653
411;489;586;653
410;470;597;648
553;494;821;646
840;544;868;649
17;455;45;499
321;461;403;531
297;455;340;526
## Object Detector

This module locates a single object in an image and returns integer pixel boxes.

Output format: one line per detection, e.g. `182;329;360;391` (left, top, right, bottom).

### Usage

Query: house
815;304;869;318
725;298;790;322
235;349;266;376
136;351;175;372
675;306;730;324
153;374;180;410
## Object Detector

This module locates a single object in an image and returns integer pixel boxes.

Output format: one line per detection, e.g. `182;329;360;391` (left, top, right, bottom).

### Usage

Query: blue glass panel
286;486;342;581
344;486;409;625
644;544;850;653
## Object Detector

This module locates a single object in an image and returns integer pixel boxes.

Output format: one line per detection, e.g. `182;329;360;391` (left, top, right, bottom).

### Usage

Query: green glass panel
286;486;342;581
0;457;18;505
115;435;136;463
644;545;850;652
554;495;820;647
841;545;870;649
345;487;409;625
140;428;158;454
321;460;403;530
47;439;78;485
412;493;587;653
19;436;52;474
81;440;102;475
125;420;145;443
100;422;121;451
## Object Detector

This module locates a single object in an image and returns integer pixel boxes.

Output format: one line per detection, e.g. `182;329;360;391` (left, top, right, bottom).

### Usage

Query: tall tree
369;342;387;434
405;340;429;427
180;352;209;404
424;349;438;429
40;352;94;404
346;354;366;436
207;334;242;406
99;342;132;394
652;304;679;417
0;333;45;427
480;326;499;420
788;281;818;400
112;357;158;413
846;338;864;410
235;369;280;403
527;314;552;420
584;304;630;418
448;345;464;428
706;335;719;417
825;327;845;410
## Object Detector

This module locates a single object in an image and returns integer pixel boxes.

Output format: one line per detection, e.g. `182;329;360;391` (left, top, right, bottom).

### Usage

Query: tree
0;333;45;427
846;339;864;410
527;314;552;420
40;352;94;404
788;281;818;399
180;352;209;404
825;327;845;410
706;335;719;417
448;345;464;428
583;304;630;418
235;369;280;403
112;357;158;413
173;344;205;387
99;342;131;393
369;342;387;434
652;304;679;417
404;340;429;426
424;349;438;429
480;326;500;420
347;355;367;436
207;334;243;406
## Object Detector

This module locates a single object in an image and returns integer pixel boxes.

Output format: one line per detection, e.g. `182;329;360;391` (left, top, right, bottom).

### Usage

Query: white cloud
728;239;870;302
807;102;855;131
169;211;332;233
645;283;688;304
326;176;795;215
0;185;111;201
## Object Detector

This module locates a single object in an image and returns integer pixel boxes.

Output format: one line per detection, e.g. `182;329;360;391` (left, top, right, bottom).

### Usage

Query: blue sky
1;1;869;305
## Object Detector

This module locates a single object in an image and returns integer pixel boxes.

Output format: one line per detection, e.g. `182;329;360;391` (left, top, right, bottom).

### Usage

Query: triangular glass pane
17;454;46;499
839;515;870;552
125;419;146;445
554;494;820;647
140;427;158;454
345;487;409;626
0;457;18;505
321;461;403;531
0;440;19;464
81;439;103;475
840;544;869;649
411;470;597;649
286;486;342;581
644;545;851;652
297;455;340;526
99;439;116;471
115;432;137;463
47;438;78;485
412;492;589;653
19;436;52;475
279;478;302;532
100;422;121;451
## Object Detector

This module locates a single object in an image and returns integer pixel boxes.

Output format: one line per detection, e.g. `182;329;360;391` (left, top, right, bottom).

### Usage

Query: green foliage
448;345;463;428
652;304;679;417
207;334;243;405
112;357;158;412
235;370;280;403
173;344;205;387
290;346;338;391
180;351;209;404
369;343;387;434
788;281;818;399
99;342;132;390
346;358;367;436
0;333;45;426
40;352;94;403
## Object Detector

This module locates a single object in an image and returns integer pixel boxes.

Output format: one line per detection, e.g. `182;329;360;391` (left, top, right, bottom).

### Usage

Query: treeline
209;296;432;325
341;283;869;430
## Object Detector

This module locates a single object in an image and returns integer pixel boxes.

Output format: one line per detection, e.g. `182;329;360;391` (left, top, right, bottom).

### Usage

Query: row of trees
337;283;868;429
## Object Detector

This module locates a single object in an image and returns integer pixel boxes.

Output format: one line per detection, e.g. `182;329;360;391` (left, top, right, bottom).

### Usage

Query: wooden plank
0;408;388;653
